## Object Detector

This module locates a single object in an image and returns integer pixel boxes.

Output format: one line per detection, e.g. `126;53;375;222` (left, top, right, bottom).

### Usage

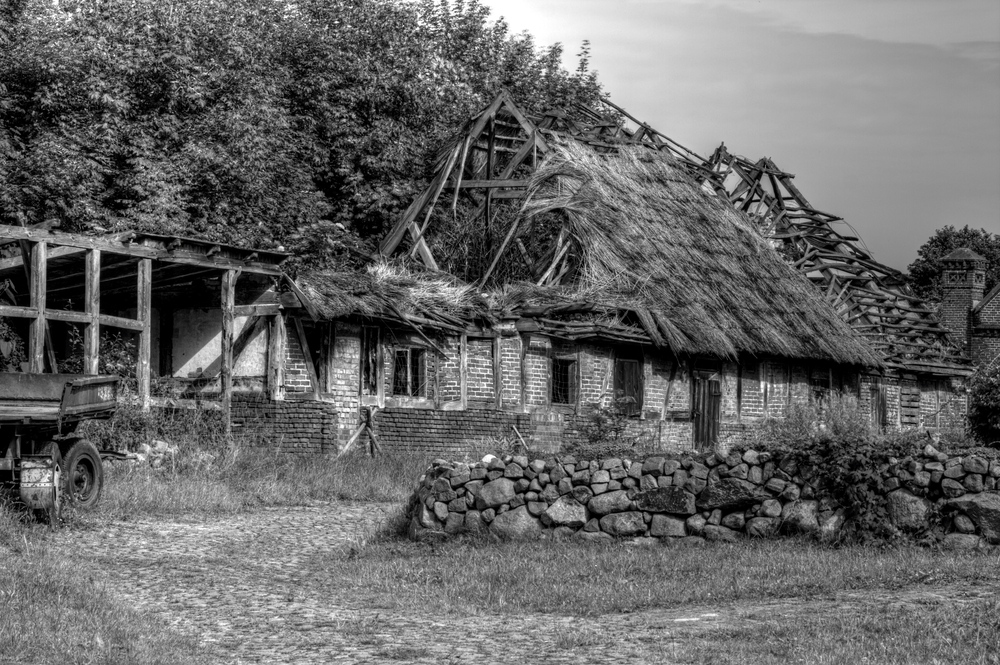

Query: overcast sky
478;0;1000;272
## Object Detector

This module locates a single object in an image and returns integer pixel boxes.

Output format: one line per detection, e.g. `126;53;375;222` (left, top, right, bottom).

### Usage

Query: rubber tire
61;439;103;509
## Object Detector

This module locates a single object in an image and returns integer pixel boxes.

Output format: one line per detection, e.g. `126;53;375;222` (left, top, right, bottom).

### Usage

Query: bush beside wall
407;445;1000;547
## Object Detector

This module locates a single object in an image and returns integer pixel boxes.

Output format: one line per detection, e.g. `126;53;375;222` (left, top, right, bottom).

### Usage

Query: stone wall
231;395;337;454
408;445;1000;549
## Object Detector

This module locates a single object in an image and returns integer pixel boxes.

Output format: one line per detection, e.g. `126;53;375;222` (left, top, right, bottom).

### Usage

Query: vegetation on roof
520;141;883;365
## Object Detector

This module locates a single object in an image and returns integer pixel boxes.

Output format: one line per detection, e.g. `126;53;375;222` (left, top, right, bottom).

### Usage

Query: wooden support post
28;242;46;373
84;249;101;375
137;258;152;411
493;335;502;410
268;311;286;401
460;333;468;410
221;269;237;434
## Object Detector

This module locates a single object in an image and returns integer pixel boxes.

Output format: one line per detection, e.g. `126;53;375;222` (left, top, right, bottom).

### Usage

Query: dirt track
50;502;999;664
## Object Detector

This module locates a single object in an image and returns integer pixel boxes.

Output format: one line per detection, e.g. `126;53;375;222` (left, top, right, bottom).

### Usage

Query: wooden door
613;358;643;415
693;371;721;451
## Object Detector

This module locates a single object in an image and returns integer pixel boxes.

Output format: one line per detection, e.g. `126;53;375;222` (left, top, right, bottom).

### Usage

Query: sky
478;0;1000;272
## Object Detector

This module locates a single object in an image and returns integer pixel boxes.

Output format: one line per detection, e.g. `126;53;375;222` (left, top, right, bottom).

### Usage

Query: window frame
391;346;427;398
613;348;644;416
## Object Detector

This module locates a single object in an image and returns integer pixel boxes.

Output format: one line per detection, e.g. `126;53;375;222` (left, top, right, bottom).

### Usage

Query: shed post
28;241;46;373
268;311;286;400
221;269;237;434
84;249;101;375
137;258;152;411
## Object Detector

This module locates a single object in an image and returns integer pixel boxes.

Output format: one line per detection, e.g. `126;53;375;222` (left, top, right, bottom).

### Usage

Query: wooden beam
493;335;502;410
233;304;281;317
28;242;46;373
459;333;468;410
137;258;152;411
221;269;236;434
292;317;321;400
84;249;100;375
0;245;83;272
268;312;286;401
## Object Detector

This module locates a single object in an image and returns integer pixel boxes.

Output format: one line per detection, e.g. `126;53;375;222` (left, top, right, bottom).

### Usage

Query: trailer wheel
62;439;103;509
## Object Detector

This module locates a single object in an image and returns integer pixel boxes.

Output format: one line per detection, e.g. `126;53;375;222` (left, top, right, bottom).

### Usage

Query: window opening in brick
809;366;831;401
392;348;426;397
361;327;379;396
614;354;643;415
551;357;577;405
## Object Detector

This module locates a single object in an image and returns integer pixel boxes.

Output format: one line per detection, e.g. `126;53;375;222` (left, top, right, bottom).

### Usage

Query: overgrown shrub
570;395;656;459
968;362;1000;447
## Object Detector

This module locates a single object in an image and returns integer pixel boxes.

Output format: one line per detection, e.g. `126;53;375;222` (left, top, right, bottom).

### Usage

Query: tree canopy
0;0;603;269
906;225;1000;303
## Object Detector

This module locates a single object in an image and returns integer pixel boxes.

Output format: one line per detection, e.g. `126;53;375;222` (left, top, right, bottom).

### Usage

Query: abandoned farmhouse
0;93;990;456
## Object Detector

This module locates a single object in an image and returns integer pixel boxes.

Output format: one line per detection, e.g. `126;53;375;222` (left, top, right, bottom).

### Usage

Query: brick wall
374;407;530;457
522;335;551;407
466;338;495;403
578;343;613;408
284;319;312;394
499;329;522;408
328;321;363;449
438;336;462;403
232;395;337;455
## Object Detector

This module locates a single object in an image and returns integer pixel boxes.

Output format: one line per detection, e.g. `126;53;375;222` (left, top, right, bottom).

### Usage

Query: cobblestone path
54;503;998;664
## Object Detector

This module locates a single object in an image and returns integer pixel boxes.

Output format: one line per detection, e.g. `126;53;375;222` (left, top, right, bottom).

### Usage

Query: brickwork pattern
284;320;312;393
739;362;765;420
375;407;530;457
329;322;363;448
499;333;522;408
437;336;462;403
232;395;338;454
522;335;551;407
466;338;496;403
578;343;613;407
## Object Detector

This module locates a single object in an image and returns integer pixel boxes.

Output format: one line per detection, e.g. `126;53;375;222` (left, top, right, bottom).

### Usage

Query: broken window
361;326;380;396
613;350;643;415
392;348;426;397
551;357;577;405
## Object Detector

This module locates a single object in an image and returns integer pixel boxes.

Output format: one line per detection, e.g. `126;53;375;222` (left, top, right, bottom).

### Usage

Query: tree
0;0;605;270
906;225;1000;303
968;361;1000;447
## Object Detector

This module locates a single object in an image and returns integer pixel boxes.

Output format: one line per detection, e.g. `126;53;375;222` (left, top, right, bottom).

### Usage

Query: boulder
542;496;588;529
489;506;542;539
588;489;632;515
963;456;989;475
781;500;819;534
887;489;931;531
633;487;696;515
570;485;594;504
649;514;687;538
720;512;746;530
941;533;982;550
599;511;646;537
415;503;442;530
478;478;516;509
953;513;976;534
463;510;484;533
963;474;984;494
745;517;779;538
696;478;767;511
642;457;665;476
941;479;966;499
946;492;1000;544
759;499;782;518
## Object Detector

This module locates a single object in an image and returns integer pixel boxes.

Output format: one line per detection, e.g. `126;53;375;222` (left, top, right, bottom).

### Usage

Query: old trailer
0;373;118;521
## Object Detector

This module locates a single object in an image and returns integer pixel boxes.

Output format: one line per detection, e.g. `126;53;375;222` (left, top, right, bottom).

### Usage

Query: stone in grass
745;517;779;538
633;486;696;515
599;511;646;537
481;508;496;523
887;489;930;531
675;536;707;548
707;509;722;526
489;506;542;539
408;519;447;543
588;490;632;515
946;492;1000;544
649;514;686;538
781;500;819;534
583;518;601;532
685;514;707;536
704;525;739;543
444;512;465;534
416;503;442;530
464;510;484;533
941;533;982;550
954;513;976;534
433;501;449;522
941;479;966;499
477;478;516;509
542;496;588;529
720;512;745;530
575;530;614;542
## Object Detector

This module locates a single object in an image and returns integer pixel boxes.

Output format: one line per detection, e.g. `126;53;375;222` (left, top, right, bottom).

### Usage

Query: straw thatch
520;141;882;365
296;262;489;332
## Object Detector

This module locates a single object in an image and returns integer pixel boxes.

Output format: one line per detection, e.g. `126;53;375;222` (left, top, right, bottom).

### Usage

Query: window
613;351;643;415
551;357;577;405
392;348;426;397
361;326;379;396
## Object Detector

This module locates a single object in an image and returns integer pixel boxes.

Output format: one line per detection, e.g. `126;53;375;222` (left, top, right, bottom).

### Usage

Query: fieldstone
478;478;516;509
576;530;614;541
552;526;576;540
542;496;588;529
987;477;997;491
946;492;1000;543
747;466;764;485
487;456;505;471
963;474;984;493
689;462;710;480
608;480;622;491
538;472;550;485
650;514;687;538
588;490;632;515
601;458;623;471
444;512;465;534
943;464;965;479
780;484;801;502
707;509;722;526
432;478;451;494
911;470;931;488
728;463;749;480
643;457;666;476
609;466;628;481
781;500;819;533
449;472;471;487
743;449;761;466
640;474;658;491
697;478;767;511
481;508;495;523
685;513;707;536
433;501;449;522
684;477;708;496
622;477;637;490
550;465;567;484
539;484;560;504
591;483;609;495
463;510;484;532
887;490;931;531
527;501;548;517
704;525;739;543
760;499;782;518
634;486;697;515
627;461;642;479
990;461;1000;478
941;533;982;550
447;497;467;513
486;470;504;481
924;461;944;472
662;460;682;476
515;478;532;493
510;495;525;509
656;474;673;488
469;467;487;481
963;456;989;475
557;478;573;495
922;443;940;459
592;469;611;484
512;455;529;469
583;517;601;532
415;503;441;530
941;479;966;498
954;513;976;534
435;489;458;503
489;506;542;539
765;478;787;494
721;512;746;530
572;469;591;486
530;459;547;474
571;486;594;504
884;477;901;491
745;517;779;538
599;511;646;537
528;478;542;492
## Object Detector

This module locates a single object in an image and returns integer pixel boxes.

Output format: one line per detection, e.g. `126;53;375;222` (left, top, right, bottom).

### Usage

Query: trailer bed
0;374;119;424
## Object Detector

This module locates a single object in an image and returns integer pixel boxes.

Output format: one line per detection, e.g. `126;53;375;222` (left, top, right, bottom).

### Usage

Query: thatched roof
520;141;882;366
296;262;489;333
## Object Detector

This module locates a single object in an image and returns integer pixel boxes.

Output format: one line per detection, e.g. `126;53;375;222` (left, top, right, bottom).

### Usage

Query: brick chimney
940;247;986;353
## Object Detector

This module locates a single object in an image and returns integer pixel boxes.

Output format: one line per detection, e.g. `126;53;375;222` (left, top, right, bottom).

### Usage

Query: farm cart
0;373;119;521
